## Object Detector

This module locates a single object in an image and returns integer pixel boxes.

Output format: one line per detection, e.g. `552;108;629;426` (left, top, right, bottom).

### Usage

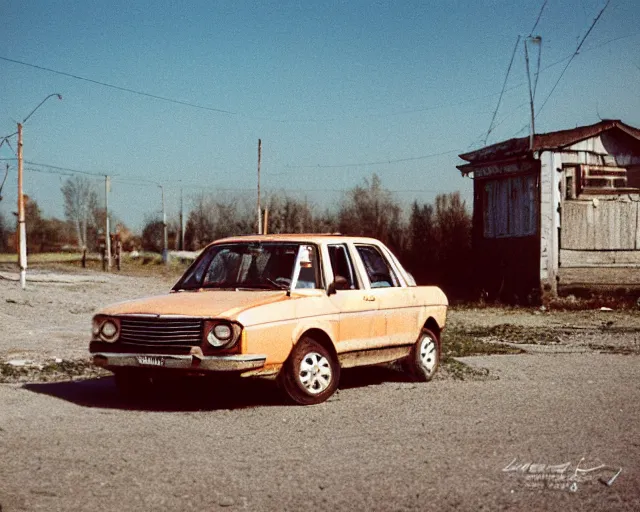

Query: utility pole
105;175;112;270
524;36;541;151
13;93;61;289
179;187;184;251
17;123;27;289
161;184;169;264
257;139;262;234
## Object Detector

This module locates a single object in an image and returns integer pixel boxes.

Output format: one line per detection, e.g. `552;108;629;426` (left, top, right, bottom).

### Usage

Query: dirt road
0;269;639;510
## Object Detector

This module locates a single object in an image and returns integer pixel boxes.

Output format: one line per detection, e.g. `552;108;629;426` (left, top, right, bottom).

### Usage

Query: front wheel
278;337;340;405
403;328;440;382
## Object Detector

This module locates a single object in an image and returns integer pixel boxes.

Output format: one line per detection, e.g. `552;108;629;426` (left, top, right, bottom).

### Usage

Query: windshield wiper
200;282;240;290
264;278;290;290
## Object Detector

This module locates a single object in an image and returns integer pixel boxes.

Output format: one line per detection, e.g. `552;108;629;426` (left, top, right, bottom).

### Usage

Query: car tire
278;337;340;405
403;328;440;382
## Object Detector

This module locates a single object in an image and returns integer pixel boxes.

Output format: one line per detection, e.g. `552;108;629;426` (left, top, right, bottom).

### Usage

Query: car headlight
101;321;118;340
206;322;235;348
93;316;120;342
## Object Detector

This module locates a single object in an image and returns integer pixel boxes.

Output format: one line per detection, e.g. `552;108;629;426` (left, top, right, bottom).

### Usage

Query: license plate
136;355;165;367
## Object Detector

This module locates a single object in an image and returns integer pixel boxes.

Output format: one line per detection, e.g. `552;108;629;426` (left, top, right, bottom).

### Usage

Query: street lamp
17;93;63;289
123;178;169;264
160;183;169;265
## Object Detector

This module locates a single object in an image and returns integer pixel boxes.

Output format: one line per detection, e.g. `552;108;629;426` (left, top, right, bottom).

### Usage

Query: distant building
457;120;640;301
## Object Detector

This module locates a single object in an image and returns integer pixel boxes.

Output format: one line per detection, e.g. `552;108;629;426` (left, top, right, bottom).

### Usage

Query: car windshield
174;242;307;291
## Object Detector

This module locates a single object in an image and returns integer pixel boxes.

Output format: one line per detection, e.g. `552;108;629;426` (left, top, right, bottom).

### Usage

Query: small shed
457;120;640;301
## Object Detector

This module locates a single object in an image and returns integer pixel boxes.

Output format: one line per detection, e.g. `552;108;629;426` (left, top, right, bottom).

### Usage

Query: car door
354;244;421;347
326;243;385;352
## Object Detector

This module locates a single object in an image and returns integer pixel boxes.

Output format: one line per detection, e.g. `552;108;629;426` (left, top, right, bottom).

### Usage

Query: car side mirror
328;275;349;295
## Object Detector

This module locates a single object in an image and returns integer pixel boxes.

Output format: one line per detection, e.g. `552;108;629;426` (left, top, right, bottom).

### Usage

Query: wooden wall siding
482;174;538;238
566;136;608;154
560;249;640;267
561;200;639;250
558;152;605;166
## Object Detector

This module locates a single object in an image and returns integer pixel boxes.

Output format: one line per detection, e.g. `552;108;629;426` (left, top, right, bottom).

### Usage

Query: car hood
97;290;290;319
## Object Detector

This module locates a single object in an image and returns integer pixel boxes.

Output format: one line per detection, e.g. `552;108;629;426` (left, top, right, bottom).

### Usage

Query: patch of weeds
438;358;494;381
0;360;109;383
586;344;639;355
550;293;638;311
0;363;24;381
451;324;563;345
486;324;564;344
443;328;525;357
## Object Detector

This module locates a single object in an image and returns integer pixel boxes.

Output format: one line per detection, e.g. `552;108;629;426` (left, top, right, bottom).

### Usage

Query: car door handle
363;295;376;302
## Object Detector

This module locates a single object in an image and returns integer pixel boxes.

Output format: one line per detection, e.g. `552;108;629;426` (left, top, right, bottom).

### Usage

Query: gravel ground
0;269;176;362
1;354;638;511
0;268;639;510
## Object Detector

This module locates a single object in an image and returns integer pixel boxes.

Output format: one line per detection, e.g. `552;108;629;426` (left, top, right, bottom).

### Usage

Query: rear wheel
278;337;340;405
403;328;440;382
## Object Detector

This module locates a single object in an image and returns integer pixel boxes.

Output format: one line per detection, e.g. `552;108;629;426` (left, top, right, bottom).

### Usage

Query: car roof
210;234;384;246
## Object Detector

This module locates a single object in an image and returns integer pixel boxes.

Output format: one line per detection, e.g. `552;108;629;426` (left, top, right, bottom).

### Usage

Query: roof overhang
457;156;537;178
457;120;640;175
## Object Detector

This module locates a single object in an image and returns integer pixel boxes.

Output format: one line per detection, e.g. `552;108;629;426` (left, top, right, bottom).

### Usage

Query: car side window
294;245;321;289
355;245;399;288
328;244;358;290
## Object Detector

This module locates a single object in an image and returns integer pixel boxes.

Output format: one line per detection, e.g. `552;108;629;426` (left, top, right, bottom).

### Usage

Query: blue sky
1;0;639;231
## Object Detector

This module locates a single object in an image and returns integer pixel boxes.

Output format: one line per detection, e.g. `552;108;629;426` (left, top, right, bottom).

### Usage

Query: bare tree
266;195;315;234
338;174;403;250
61;176;98;249
0;210;9;252
184;193;253;250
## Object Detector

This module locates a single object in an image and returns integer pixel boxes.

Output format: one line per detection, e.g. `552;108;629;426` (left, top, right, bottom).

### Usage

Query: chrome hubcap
299;352;332;394
419;335;438;374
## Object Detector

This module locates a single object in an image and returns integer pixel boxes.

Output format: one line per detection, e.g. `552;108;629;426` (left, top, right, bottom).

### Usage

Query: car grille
119;317;203;346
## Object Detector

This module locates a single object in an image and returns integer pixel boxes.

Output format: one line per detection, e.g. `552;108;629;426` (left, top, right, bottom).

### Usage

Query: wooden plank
593;201;612;250
562;200;637;251
560;249;640;267
561;201;593;250
559;267;640;287
620;202;637;249
594;201;635;250
636;202;640;250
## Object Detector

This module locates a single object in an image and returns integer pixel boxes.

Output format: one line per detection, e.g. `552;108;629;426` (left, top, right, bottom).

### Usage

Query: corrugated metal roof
458;120;640;165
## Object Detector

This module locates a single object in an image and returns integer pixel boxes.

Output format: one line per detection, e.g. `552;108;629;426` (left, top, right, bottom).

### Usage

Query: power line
484;35;521;145
24;160;106;177
0;54;497;122
0;56;236;116
283;149;460;170
2;31;636;125
536;0;612;118
529;0;548;35
3;139;17;157
163;184;450;195
24;166;76;178
8;164;454;195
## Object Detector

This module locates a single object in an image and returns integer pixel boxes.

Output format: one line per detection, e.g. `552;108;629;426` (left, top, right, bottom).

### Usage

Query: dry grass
0;251;190;279
0;252;88;264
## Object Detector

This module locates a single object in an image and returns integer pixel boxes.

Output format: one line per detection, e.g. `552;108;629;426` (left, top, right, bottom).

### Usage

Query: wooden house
457;120;640;301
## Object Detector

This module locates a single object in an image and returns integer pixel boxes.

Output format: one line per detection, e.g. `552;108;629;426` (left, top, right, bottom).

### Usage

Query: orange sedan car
90;235;448;405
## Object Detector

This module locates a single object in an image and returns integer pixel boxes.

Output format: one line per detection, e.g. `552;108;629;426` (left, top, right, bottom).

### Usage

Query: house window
483;174;538;238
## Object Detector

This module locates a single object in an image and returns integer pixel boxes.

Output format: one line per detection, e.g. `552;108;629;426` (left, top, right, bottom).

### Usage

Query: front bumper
92;352;267;373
